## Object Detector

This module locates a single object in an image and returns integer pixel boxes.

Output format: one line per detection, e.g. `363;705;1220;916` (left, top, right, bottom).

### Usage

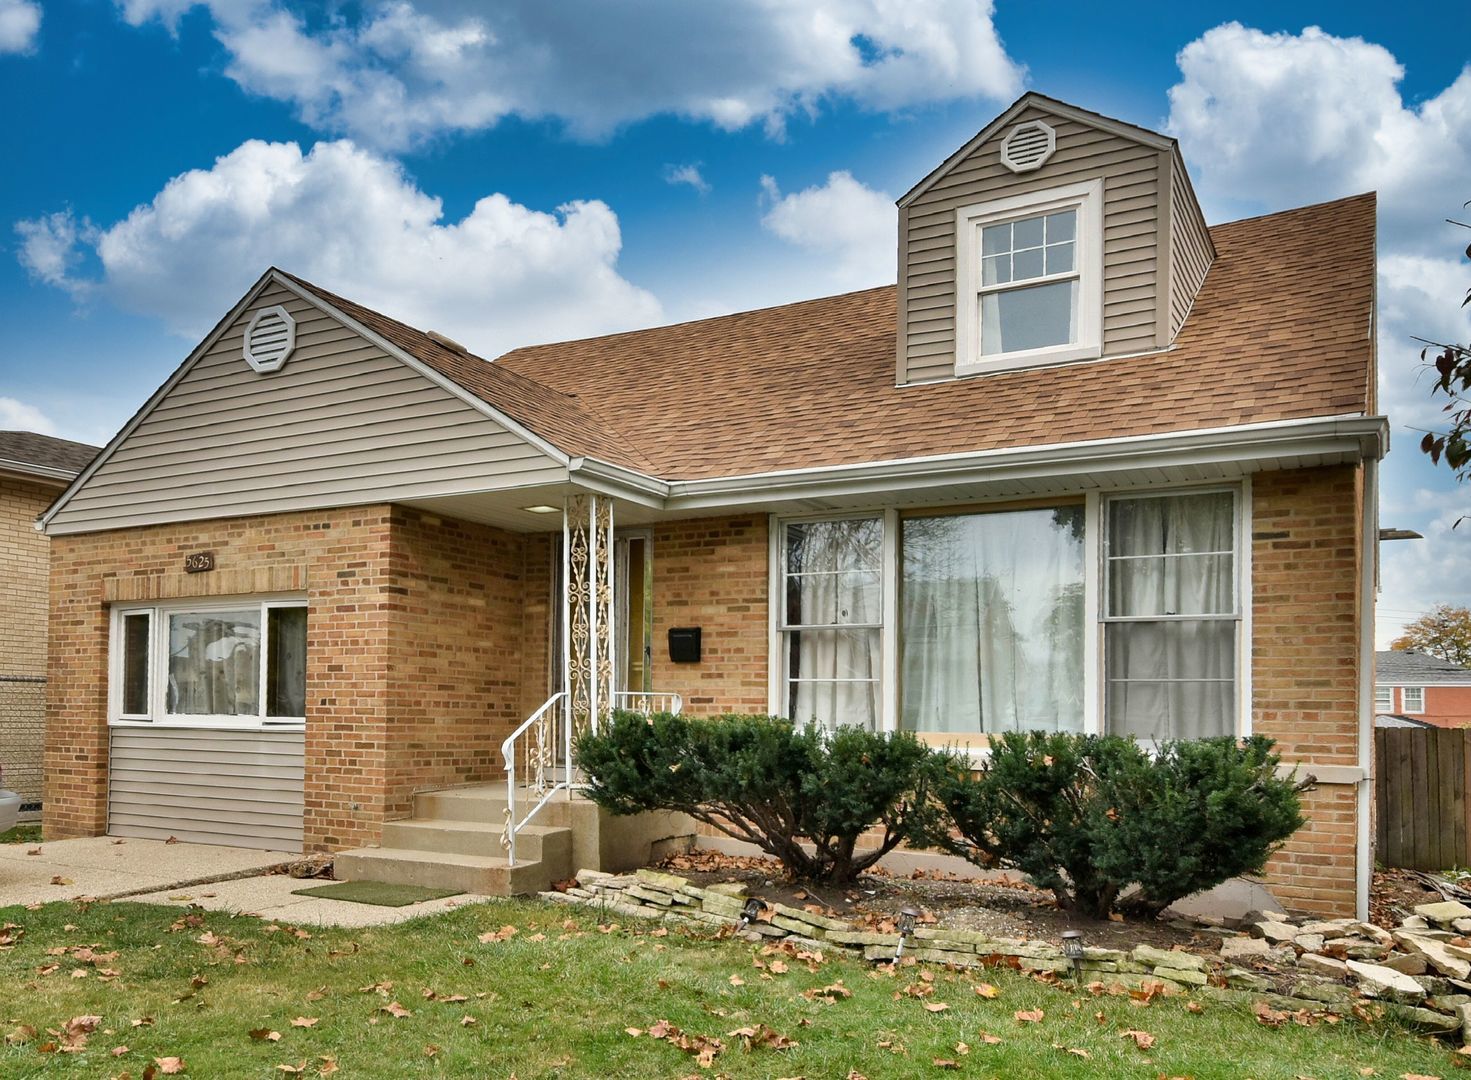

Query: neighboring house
1375;650;1471;728
39;94;1383;917
0;431;99;815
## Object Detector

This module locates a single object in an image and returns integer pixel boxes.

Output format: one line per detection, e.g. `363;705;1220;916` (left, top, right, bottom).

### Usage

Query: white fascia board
1373;680;1471;688
2;460;79;484
273;272;571;469
566;457;669;508
655;414;1388;511
38;270;281;534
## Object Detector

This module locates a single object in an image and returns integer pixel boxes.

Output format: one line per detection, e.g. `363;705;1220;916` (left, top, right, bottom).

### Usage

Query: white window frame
1374;685;1394;711
954;179;1103;377
768;511;895;731
108;595;308;730
765;482;1249;744
1099;483;1247;741
1403;686;1425;714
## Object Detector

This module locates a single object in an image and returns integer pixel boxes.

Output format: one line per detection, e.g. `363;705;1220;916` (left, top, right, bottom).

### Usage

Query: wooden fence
1375;727;1470;872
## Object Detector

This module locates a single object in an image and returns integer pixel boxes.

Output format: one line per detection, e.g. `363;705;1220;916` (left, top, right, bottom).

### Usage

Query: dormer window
954;180;1102;376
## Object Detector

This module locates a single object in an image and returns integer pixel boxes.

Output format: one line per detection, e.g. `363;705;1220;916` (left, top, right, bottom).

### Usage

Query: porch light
1061;930;1085;976
738;897;765;932
893;906;921;962
521;505;560;514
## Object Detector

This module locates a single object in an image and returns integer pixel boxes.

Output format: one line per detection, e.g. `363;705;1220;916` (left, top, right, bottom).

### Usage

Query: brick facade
45;471;1369;913
1251;464;1367;915
1;474;59;676
45;506;543;850
650;515;769;715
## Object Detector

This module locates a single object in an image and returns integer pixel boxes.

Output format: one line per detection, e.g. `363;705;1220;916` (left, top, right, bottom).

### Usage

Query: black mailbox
668;627;702;664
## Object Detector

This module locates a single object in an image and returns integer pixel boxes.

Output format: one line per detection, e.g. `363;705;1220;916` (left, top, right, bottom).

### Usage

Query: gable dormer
895;94;1214;385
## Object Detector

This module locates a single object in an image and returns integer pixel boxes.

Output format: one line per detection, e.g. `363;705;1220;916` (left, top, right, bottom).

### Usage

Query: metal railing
500;691;569;868
501;690;684;866
612;691;684;717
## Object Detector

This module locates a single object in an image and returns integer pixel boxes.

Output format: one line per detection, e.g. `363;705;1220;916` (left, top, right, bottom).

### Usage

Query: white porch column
563;493;616;738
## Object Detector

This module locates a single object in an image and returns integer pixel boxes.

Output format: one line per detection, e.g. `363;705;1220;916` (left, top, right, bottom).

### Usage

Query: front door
614;532;653;695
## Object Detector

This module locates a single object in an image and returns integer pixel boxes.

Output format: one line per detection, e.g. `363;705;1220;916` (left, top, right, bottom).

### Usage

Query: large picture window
111;598;307;728
900;506;1085;734
1104;491;1238;740
779;517;882;730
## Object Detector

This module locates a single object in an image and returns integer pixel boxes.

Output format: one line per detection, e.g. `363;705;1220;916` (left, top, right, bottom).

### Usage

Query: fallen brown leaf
1014;1009;1044;1024
1121;1029;1156;1050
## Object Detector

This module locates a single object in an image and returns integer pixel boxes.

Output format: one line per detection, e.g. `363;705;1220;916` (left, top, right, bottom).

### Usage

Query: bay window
900;506;1085;734
111;598;307;727
1103;491;1239;740
779;517;882;730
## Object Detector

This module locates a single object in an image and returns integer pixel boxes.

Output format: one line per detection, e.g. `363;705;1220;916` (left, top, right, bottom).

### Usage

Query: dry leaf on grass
290;1017;318;1028
1014;1009;1044;1024
973;983;1000;999
1121;1029;1156;1050
923;1002;950;1013
154;1057;186;1074
248;1029;282;1042
379;1002;411;1019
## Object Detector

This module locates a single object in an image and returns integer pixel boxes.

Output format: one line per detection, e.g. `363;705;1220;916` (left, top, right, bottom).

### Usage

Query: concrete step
333;847;557;896
414;785;576;828
380;818;572;866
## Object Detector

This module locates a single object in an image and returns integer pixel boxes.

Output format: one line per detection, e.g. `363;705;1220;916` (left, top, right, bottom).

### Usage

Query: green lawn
0;898;1460;1078
0;823;43;845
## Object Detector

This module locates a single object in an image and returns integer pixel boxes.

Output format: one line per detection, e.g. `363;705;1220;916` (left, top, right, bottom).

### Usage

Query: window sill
955;342;1101;377
109;719;305;732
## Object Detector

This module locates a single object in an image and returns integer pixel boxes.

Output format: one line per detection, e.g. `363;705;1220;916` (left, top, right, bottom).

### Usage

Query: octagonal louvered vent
243;306;296;373
1000;120;1056;174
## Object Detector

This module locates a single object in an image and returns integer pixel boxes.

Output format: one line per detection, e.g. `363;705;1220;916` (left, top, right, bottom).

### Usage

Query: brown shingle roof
0;431;99;475
285;193;1376;481
491;193;1376;480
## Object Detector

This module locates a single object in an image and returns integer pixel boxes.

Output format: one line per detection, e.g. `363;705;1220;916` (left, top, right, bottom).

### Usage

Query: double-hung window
1103;490;1239;740
955;180;1102;375
779;517;883;730
1403;687;1425;713
1374;685;1394;711
112;598;308;728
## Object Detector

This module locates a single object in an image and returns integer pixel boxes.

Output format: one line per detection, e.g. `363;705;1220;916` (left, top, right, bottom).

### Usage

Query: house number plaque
183;551;216;574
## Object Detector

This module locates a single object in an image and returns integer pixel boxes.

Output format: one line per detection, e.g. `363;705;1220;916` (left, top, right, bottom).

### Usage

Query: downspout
1355;455;1378;922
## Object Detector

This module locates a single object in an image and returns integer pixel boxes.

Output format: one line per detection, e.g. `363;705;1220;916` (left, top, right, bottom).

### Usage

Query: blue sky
1;0;1468;645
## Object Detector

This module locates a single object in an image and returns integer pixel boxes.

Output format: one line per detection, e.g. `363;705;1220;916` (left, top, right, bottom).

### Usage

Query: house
38;94;1383;917
1;431;99;816
1376;651;1471;728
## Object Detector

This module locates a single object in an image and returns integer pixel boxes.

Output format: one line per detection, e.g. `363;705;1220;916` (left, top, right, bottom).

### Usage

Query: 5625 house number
183;551;216;574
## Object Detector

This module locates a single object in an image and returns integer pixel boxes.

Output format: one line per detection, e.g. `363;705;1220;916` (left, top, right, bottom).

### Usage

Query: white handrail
612;691;684;716
501;691;567;867
501;689;684;866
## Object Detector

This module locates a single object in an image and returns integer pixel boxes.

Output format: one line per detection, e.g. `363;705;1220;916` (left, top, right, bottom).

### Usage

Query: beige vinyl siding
48;285;567;535
107;726;304;851
1167;153;1215;340
900;106;1165;383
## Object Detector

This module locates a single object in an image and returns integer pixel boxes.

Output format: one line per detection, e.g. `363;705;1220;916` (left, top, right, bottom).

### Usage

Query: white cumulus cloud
15;138;662;354
664;163;710;195
0;397;58;435
760;170;894;291
117;0;1023;149
1165;22;1471;645
0;0;41;54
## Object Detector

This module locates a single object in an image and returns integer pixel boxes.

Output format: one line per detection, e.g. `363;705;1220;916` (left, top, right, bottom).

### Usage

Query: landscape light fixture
1061;930;1085;977
893;906;921;962
738;896;765;932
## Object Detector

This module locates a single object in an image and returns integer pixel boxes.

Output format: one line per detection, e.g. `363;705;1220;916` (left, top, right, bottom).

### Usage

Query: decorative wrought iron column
563;494;616;741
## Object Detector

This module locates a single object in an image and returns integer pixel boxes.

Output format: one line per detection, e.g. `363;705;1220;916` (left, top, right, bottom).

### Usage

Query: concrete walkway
128;874;493;928
0;836;289;908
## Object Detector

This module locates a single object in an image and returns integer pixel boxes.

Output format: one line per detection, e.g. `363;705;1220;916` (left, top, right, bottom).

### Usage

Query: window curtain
167;610;261;716
785;520;881;730
1105;493;1235;741
900;507;1085;734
